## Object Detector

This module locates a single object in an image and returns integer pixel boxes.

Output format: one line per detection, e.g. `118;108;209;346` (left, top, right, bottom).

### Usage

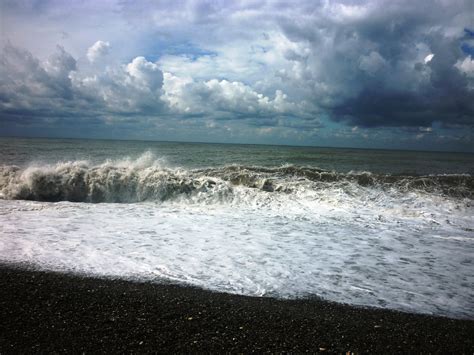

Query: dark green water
1;137;473;175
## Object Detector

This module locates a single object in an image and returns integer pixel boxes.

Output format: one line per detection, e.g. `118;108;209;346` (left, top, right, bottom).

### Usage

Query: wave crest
1;153;472;203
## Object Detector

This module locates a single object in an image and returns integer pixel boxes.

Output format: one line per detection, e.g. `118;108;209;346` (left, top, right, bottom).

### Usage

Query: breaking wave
1;150;473;319
0;152;472;203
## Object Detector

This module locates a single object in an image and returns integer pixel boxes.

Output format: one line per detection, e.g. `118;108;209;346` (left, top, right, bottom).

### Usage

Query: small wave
197;165;473;199
0;153;472;203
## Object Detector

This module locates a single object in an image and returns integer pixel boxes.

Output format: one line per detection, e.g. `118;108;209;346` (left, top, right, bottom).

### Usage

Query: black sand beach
1;265;473;353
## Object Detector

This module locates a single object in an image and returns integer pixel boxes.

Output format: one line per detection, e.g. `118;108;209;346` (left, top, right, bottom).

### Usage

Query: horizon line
1;135;473;155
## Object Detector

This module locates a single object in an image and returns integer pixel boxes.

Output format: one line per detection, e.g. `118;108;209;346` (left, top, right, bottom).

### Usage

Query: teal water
1;137;473;174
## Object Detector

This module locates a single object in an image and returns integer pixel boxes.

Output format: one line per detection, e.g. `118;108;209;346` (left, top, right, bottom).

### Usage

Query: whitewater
1;144;473;319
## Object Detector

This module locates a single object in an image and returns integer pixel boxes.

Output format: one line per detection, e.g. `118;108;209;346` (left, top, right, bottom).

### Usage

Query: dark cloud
331;30;474;128
0;44;78;114
0;0;473;150
0;44;167;123
277;0;474;128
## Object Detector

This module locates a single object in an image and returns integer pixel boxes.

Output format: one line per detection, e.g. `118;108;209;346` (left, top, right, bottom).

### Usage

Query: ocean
0;137;473;319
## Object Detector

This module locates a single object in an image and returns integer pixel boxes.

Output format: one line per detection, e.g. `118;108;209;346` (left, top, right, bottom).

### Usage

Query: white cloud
1;42;310;126
162;73;307;119
72;56;165;114
87;40;110;63
424;53;435;64
456;56;474;78
126;56;163;91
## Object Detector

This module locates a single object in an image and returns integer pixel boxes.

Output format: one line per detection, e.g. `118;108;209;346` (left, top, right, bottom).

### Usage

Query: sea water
0;137;473;319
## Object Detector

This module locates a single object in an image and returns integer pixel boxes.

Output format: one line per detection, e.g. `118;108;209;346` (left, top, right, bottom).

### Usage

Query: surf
1;152;472;203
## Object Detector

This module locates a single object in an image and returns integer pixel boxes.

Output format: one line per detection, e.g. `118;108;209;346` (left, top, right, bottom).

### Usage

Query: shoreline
1;265;473;352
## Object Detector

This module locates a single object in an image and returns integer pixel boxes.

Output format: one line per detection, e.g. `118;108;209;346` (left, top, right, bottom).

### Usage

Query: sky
0;0;473;151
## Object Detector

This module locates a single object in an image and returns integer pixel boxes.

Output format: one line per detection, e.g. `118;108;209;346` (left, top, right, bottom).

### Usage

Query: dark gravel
1;264;473;353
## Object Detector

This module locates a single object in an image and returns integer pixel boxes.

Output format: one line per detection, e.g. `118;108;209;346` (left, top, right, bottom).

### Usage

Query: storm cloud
0;0;473;150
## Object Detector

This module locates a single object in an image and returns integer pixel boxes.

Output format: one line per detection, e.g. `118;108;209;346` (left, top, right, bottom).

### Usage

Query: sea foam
1;152;472;203
0;153;473;319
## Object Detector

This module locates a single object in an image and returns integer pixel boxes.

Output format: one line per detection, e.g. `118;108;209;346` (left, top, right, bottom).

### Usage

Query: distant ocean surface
1;137;473;319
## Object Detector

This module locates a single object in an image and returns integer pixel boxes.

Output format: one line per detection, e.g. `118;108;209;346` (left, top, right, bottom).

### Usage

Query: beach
1;139;474;320
1;138;473;352
1;264;473;353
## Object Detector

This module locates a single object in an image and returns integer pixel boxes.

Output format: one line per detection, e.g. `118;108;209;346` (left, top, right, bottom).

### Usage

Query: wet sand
1;264;473;353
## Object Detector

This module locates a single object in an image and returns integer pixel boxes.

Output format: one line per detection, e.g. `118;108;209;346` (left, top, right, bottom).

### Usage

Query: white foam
0;181;473;319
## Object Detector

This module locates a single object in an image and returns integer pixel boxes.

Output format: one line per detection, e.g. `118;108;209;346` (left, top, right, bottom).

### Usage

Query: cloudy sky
1;0;473;151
